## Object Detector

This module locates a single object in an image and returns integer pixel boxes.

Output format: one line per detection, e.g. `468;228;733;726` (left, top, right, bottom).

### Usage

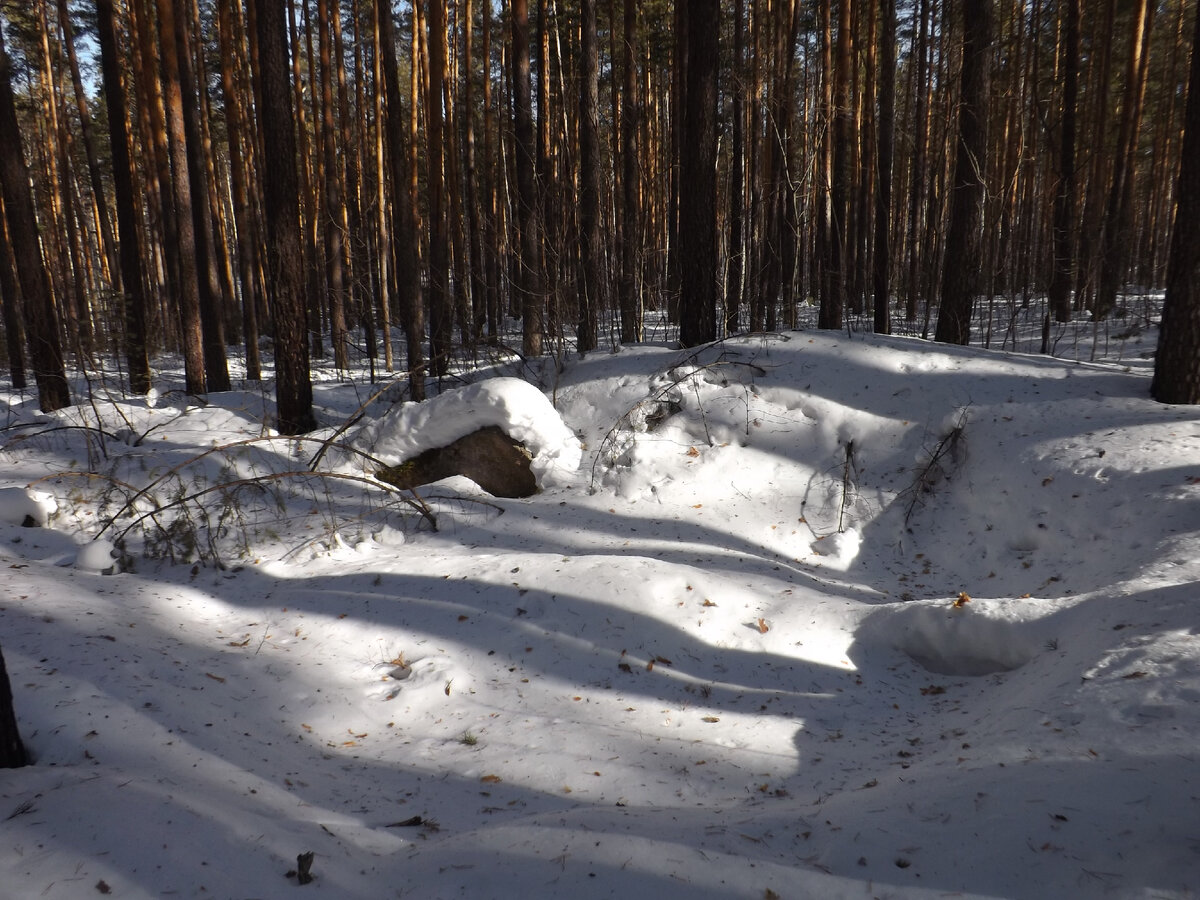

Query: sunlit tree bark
98;0;152;395
255;0;316;433
0;25;70;411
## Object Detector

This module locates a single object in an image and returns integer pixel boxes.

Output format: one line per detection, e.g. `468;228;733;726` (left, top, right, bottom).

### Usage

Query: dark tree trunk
724;0;745;335
217;0;263;382
426;0;452;374
1095;0;1154;320
511;0;543;356
677;0;719;347
1151;4;1200;405
821;0;852;331
0;644;27;768
873;0;895;336
1048;0;1080;326
173;0;230;392
255;0;316;433
0;29;70;412
619;0;642;342
98;0;153;395
378;0;426;400
577;0;604;353
0;199;27;389
317;0;350;371
935;0;994;345
58;0;120;290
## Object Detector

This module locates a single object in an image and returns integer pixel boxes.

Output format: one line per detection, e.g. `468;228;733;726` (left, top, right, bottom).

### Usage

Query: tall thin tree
1047;0;1080;328
378;0;427;400
0;24;70;411
98;0;153;395
427;0;453;374
255;0;316;433
577;0;603;352
935;0;995;345
1151;2;1200;405
873;0;895;335
677;0;719;347
511;0;543;356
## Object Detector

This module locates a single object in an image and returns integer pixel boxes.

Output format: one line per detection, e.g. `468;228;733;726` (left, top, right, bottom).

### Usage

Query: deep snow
0;313;1197;899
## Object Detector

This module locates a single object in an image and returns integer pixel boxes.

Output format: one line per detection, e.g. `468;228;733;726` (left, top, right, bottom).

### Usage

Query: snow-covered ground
0;308;1197;899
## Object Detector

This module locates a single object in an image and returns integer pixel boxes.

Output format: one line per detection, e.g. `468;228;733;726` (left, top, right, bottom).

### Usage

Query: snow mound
356;377;582;487
0;486;57;527
75;538;117;573
861;597;1045;675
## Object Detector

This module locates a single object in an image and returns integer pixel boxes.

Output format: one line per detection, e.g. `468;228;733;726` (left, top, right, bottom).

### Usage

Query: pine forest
1;0;1199;423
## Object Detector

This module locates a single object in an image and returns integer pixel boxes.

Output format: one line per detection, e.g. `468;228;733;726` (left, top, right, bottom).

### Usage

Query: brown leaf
480;774;502;783
95;881;111;895
953;592;971;608
757;618;770;633
205;672;226;684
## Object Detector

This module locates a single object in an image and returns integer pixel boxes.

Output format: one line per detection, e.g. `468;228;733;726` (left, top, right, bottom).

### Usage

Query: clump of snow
861;596;1046;675
0;486;57;527
355;377;582;487
810;526;862;569
75;539;116;573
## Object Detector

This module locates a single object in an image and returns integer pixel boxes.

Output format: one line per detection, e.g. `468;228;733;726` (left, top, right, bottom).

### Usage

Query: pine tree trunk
155;0;208;393
934;0;994;345
426;0;453;374
462;0;486;348
1151;3;1200;405
873;0;895;335
724;0;745;335
1048;0;1079;325
0;29;70;412
1095;0;1154;320
98;0;153;395
511;0;543;356
0;644;27;769
57;0;120;292
677;0;718;347
577;0;603;353
255;0;316;433
317;0;349;371
0;198;28;389
217;0;262;381
378;0;426;400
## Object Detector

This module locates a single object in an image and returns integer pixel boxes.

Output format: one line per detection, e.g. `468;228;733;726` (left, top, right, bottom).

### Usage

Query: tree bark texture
0;27;70;411
678;0;719;347
1151;4;1200;405
935;0;994;345
0;644;28;768
255;0;316;433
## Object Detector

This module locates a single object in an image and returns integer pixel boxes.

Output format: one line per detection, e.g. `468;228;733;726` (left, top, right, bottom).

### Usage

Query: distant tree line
0;0;1198;424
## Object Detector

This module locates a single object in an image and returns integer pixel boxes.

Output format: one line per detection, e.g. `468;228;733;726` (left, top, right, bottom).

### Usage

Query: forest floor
0;299;1197;899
